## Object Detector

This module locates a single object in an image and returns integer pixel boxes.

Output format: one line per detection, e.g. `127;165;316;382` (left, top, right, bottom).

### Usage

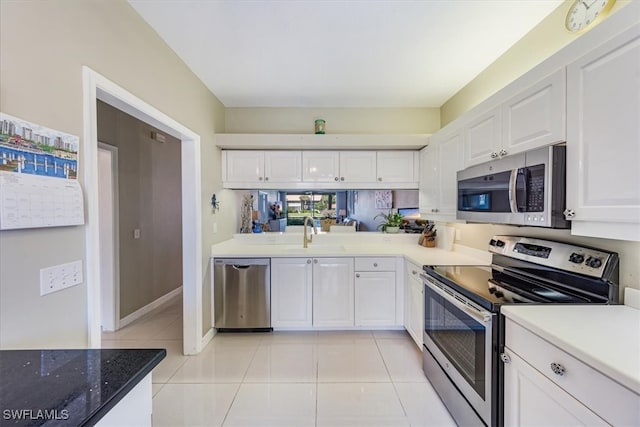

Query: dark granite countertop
0;348;166;426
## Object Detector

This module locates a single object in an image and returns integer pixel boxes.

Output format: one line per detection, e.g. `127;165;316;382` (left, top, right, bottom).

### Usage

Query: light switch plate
40;260;83;296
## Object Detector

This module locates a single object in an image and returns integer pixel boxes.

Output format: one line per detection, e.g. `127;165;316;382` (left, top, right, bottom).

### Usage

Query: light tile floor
102;297;455;427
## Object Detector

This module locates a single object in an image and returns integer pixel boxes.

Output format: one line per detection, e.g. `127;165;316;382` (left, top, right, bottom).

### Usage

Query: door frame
97;142;120;332
83;67;204;354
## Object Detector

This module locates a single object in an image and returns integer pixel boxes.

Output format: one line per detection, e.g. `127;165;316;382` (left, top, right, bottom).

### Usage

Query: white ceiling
129;0;564;108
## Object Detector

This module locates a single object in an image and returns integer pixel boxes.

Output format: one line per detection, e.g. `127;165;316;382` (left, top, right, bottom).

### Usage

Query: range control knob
585;257;603;269
569;253;585;264
496;240;505;248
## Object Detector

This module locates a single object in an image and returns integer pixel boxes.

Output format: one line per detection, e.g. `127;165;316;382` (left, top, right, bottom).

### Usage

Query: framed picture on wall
374;190;392;209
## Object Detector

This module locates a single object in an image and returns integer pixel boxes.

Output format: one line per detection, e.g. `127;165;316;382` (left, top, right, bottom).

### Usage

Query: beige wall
0;0;225;348
97;101;183;318
226;107;439;134
440;0;632;126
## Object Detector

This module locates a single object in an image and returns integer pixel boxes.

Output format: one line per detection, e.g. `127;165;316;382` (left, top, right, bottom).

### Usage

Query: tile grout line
373;334;411;423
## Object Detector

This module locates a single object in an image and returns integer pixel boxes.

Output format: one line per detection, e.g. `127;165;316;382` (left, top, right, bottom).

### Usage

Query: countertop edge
81;349;166;426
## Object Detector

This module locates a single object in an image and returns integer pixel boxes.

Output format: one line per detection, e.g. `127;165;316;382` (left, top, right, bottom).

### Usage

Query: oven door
422;274;495;426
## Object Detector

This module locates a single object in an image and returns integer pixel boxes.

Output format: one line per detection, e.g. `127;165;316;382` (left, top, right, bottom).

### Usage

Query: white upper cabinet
302;151;340;183
338;151;377;183
463;106;502;168
566;24;640;241
376;151;418;184
223;150;301;187
420;128;463;220
463;69;566;168
224;150;265;184
264;151;302;183
502;68;566;155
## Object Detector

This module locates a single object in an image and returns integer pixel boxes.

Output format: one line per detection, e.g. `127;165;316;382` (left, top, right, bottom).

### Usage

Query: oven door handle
422;274;493;323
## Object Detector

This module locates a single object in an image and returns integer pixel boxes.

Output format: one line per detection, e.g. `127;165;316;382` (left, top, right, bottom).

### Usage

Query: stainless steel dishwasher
213;258;271;331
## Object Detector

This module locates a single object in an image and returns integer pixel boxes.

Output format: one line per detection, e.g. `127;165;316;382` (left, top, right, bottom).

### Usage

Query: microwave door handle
508;169;518;213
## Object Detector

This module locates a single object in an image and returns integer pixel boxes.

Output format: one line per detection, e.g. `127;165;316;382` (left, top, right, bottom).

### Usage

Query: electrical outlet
455;228;462;241
133;229;141;239
213;223;218;234
40;260;83;296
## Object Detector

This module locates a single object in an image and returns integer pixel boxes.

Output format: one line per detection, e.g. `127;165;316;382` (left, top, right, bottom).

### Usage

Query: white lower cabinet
271;258;313;328
404;261;423;349
503;318;640;426
313;257;355;327
354;271;396;326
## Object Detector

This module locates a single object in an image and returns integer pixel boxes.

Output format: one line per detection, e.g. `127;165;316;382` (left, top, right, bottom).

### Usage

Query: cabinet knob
378;177;382;181
490;152;499;159
373;263;378;267
334;177;339;181
356;273;360;278
265;177;269;181
499;149;507;157
412;270;417;275
307;259;312;264
313;259;318;264
563;209;575;219
340;177;345;181
258;177;263;181
550;362;565;376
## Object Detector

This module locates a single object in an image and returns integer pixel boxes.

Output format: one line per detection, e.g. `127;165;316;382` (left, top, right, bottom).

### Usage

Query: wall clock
565;0;616;33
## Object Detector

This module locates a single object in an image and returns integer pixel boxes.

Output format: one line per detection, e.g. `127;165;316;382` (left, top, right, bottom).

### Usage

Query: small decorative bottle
314;119;326;134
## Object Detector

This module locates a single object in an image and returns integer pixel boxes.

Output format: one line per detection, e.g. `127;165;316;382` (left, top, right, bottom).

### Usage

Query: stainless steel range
421;236;620;426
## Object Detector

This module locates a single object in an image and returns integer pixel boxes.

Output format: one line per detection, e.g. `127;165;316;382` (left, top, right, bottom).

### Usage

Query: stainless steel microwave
457;145;569;228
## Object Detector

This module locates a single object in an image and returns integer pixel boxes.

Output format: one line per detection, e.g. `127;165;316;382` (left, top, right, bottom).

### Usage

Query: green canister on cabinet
314;119;326;134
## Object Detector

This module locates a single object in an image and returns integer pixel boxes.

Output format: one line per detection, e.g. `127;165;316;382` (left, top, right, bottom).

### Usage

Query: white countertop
210;233;492;267
501;303;640;395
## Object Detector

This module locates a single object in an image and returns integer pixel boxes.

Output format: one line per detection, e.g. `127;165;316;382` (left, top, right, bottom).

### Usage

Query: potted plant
374;210;404;233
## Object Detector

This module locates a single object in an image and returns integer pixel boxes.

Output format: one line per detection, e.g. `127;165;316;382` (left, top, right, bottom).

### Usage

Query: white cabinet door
302;151;339;183
566;25;640;241
224;150;264;183
503;348;607;427
339;151;377;183
502;68;566;156
376;151;416;184
404;262;423;349
354;271;396;327
264;151;302;183
313;257;354;327
437;130;463;218
419;144;438;215
463;106;502;168
271;258;313;328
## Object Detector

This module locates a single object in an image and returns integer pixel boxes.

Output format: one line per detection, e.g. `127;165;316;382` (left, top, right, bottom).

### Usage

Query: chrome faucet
303;216;317;248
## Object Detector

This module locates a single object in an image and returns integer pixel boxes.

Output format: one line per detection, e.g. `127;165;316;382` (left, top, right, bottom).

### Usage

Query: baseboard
119;287;182;329
201;327;215;350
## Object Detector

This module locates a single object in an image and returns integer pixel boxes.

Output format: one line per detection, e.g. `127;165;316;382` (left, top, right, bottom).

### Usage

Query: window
285;192;338;226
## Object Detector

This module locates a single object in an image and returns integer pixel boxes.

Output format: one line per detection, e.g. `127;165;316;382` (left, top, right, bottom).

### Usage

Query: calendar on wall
0;112;84;230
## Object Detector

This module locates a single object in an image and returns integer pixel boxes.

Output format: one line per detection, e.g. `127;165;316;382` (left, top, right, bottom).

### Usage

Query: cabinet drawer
355;257;396;271
506;319;640;426
405;261;422;278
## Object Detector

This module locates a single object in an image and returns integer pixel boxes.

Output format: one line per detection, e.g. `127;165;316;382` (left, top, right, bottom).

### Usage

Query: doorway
83;67;207;355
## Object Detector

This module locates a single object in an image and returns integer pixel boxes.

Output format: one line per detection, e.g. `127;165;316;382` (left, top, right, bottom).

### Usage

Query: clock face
565;0;616;33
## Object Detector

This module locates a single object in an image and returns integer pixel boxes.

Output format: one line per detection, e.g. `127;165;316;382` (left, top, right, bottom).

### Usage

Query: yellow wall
441;0;632;125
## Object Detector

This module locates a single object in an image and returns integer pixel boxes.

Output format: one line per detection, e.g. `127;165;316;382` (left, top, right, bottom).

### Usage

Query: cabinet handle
356;273;360;278
550;362;565;376
340;177;345;181
500;353;511;364
307;259;312;264
499;149;507;157
313;259;318;264
490;152;499;159
378;177;382;181
373;263;378;267
258;177;263;181
334;177;339;181
563;209;575;219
